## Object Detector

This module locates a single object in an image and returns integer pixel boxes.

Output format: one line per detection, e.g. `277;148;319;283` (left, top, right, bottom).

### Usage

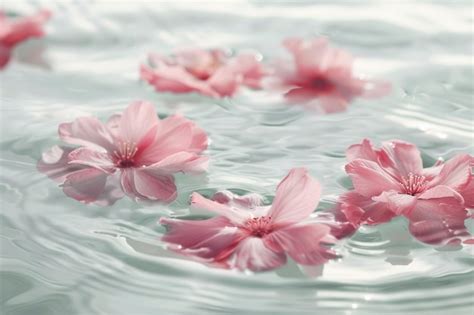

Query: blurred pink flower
160;168;337;272
338;139;473;244
268;37;390;113
38;101;208;205
0;9;51;69
140;48;265;98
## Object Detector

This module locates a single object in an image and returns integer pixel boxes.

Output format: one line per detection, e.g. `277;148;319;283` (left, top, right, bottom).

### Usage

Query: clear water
1;1;473;315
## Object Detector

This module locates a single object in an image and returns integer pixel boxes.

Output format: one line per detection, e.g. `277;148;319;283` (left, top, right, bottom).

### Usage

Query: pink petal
67;147;115;173
118;100;159;145
345;159;402;197
207;66;241;97
307;95;351;114
233;237;287;271
264;223;336;265
190;192;250;224
380;140;423;177
346;138;379;163
284;87;324;103
140;62;219;97
147;151;208;174
137;119;193;165
406;187;468;244
229;52;264;89
59;117;115;152
63;168;108;203
428;154;472;191
212;190;264;209
160;216;243;261
158;115;208;153
459;177;474;208
120;168;177;203
339;191;397;225
37;145;85;182
372;191;417;216
1;10;51;48
138;115;208;165
268;168;321;225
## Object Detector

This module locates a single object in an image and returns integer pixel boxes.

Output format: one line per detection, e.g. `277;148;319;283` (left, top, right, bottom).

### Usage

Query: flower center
312;76;335;93
401;173;427;196
244;216;273;237
113;141;138;168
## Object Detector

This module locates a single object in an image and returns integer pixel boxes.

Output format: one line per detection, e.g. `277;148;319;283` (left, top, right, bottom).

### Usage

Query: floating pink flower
160;168;337;272
38;101;209;205
140;48;265;98
268;37;390;113
338;139;473;244
0;9;51;69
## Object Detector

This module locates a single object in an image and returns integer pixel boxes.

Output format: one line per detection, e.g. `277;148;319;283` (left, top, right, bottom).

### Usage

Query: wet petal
233;237;287;272
268;168;321;225
264;223;336;265
345;159;402;197
59;117;115;152
63;168;108;203
380;140;423;177
190;192;250;224
160;216;243;261
37;145;85;182
118;100;159;145
121;168;177;203
428;154;472;191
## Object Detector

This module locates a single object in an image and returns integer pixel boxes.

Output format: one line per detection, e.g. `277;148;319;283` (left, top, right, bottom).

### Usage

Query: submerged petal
160;216;243;261
264;223;336;265
232;237;287;272
63;168;108;203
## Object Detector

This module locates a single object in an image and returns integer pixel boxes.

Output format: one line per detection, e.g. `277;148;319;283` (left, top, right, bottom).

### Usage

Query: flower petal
37;145;85;182
59;117;115;152
268;168;321;225
67;147;115;173
212;190;264;209
120;168;177;203
380;140;423;178
160;216;243;261
339;191;397;225
146;151;209;174
372;191;417;216
207;66;241;97
345;159;401;197
63;168;108;203
118;100;159;145
232;237;287;271
137;116;199;165
264;223;336;265
346;138;379;163
190;192;250;224
428;154;472;191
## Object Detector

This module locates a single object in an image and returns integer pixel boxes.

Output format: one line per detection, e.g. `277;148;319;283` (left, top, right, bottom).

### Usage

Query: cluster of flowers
38;101;474;272
4;10;472;272
2;10;390;114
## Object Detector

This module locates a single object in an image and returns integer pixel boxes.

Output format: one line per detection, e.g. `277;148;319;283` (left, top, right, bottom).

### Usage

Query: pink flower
140;48;265;98
160;168;337;272
38;101;209;205
268;37;390;113
0;9;51;69
339;139;473;244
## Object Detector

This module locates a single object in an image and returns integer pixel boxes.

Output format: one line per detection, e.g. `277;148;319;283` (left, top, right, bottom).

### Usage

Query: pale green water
0;1;473;315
